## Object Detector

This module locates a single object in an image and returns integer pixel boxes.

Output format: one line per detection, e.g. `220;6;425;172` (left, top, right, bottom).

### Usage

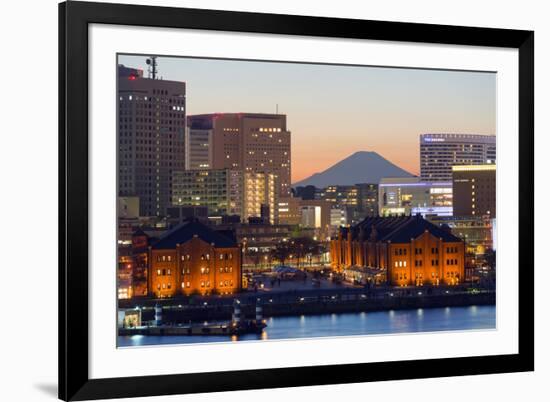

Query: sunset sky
119;55;496;183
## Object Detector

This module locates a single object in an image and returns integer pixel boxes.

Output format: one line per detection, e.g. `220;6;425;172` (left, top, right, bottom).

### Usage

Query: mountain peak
293;151;413;188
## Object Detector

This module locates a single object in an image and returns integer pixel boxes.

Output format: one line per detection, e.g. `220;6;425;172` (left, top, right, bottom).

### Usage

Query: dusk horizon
118;54;496;182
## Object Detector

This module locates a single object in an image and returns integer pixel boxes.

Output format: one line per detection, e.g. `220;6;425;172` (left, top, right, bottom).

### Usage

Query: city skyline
118;54;496;182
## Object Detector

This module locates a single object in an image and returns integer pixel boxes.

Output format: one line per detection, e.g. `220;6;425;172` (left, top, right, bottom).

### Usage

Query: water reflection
118;305;496;347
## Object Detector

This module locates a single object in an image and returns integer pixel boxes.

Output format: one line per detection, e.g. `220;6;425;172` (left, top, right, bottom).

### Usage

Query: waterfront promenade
119;284;495;325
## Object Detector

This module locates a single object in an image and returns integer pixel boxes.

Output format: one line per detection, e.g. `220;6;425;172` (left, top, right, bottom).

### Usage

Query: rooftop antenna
276;103;279;114
146;56;158;79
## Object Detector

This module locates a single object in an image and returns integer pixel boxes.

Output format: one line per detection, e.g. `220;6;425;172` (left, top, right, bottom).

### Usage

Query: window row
394;248;407;256
446;259;459;265
446;246;459;253
179;253;234;261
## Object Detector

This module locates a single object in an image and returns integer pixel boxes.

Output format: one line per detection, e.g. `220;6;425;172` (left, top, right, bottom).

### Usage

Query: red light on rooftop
128;75;136;81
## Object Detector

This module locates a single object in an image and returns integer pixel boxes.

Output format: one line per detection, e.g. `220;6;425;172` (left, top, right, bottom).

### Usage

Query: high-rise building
172;169;278;224
420;134;496;182
185;119;212;170
118;64;186;217
172;169;243;218
452;164;496;217
243;172;278;224
186;113;291;196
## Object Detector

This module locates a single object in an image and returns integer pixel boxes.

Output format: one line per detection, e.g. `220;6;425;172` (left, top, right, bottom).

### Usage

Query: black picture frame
59;1;534;400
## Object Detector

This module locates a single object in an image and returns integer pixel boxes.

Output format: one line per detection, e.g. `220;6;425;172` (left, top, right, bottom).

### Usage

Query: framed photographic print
59;1;534;400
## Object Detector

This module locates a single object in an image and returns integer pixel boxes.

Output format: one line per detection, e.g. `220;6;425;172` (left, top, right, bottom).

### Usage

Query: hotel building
330;215;465;287
420;134;496;182
452;164;496;217
186;113;291;196
118;64;186;217
132;220;242;297
378;177;453;217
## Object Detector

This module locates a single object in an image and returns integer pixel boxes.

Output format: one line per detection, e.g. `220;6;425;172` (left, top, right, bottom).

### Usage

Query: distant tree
295;185;317;200
270;242;293;266
290;225;304;238
292;237;323;268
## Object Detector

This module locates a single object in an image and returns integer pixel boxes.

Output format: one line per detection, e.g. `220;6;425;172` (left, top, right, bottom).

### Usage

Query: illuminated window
186;281;190;287
181;282;185;288
167;269;171;275
157;269;161;276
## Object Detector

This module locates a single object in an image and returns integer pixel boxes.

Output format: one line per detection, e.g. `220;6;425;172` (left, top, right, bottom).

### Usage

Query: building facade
277;196;302;226
118;64;186;217
330;215;465;287
452;164;496;217
185;122;212;170
316;183;378;223
420;134;496;182
172;169;243;218
144;220;242;297
243;172;278;224
186;113;291;196
378;177;453;217
427;215;494;255
172;169;278;223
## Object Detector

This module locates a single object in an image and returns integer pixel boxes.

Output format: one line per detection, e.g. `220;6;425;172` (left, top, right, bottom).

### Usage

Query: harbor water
118;304;495;347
